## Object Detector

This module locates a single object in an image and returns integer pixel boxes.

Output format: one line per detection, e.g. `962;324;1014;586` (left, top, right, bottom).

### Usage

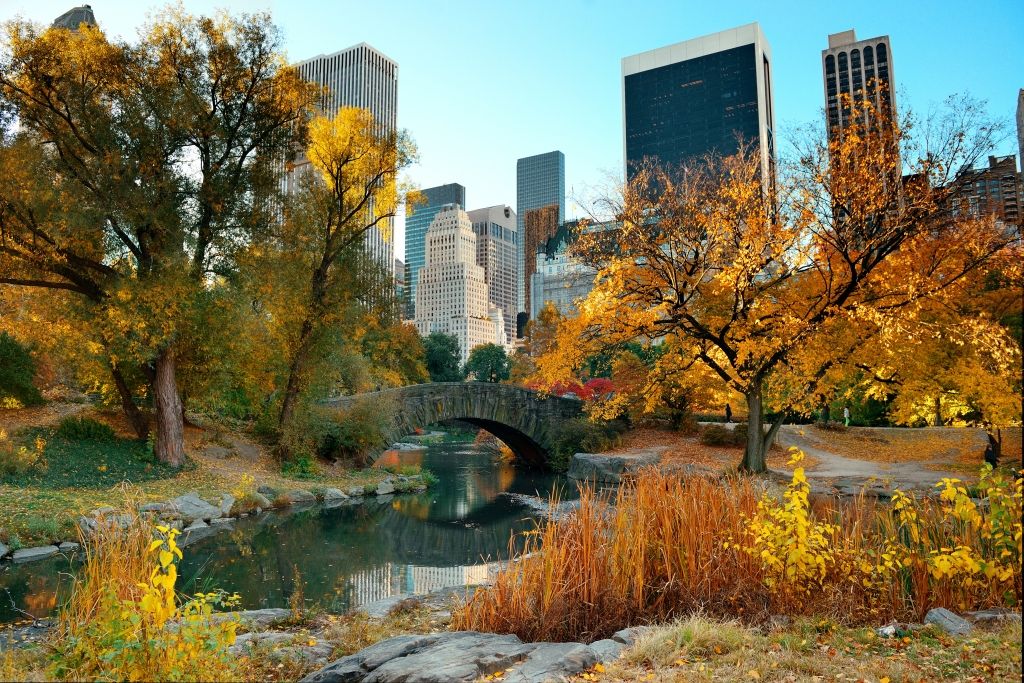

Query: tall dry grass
452;468;1021;642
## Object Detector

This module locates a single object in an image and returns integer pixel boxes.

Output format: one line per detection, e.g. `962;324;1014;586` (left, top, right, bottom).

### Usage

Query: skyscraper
403;183;467;320
414;205;502;363
521;205;561;320
467;205;517;346
1016;89;1023;175
516;151;565;318
622;23;775;183
529;220;597;321
822;30;896;139
52;4;96;30
288;43;399;272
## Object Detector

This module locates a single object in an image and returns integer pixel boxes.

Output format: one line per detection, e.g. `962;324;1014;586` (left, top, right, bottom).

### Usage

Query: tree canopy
424;332;463;382
465;344;511;383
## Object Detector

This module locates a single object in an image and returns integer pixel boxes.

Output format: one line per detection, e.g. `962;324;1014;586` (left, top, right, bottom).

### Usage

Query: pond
0;437;577;624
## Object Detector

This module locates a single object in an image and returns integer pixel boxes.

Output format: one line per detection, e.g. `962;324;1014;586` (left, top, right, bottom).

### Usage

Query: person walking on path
843;405;851;427
724;403;733;424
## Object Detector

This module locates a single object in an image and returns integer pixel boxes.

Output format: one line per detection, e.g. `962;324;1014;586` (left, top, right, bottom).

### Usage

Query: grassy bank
0;416;392;548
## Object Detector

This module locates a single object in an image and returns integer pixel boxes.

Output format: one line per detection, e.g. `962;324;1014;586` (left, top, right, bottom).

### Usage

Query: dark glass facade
624;44;761;178
516;151;565;315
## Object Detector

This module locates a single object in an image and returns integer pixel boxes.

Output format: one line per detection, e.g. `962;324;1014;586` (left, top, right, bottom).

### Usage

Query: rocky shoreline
0;472;432;564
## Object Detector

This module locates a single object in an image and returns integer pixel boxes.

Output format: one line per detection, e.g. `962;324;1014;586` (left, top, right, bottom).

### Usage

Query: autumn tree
538;95;1014;472
275;107;415;434
464;343;511;383
0;9;314;464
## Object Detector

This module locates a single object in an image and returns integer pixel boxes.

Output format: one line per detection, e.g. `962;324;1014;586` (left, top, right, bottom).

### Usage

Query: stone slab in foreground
299;631;603;683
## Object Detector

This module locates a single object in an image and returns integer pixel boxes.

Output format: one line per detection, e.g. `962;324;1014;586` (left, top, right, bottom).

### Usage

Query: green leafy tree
423;332;462;382
464;343;511;383
0;332;43;405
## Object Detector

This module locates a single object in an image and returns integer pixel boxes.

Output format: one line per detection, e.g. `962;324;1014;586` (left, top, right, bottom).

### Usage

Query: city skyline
6;0;1022;261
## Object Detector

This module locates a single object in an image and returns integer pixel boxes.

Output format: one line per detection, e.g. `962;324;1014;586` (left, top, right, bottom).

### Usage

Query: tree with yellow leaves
0;8;315;464
273;107;416;435
537;95;1015;472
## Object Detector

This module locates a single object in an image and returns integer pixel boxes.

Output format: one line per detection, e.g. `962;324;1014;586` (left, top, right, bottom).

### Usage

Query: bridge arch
325;382;583;468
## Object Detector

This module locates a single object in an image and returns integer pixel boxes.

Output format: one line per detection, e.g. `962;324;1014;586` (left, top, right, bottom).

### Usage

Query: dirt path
0;402;89;434
776;425;969;492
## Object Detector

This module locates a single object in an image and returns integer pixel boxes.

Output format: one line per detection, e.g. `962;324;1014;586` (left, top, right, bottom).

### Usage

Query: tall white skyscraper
289;43;399;272
467;205;517;346
415;206;503;364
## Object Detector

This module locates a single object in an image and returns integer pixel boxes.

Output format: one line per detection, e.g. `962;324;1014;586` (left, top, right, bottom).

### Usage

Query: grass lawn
581;615;1023;682
1;424;389;548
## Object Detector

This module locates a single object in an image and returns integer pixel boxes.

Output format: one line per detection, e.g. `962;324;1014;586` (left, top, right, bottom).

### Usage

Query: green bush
0;333;43;406
323;396;397;467
56;416;116;441
281;454;319;479
549;418;625;473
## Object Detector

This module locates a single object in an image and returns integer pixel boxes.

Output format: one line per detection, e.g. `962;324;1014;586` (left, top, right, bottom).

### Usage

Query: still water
0;440;575;624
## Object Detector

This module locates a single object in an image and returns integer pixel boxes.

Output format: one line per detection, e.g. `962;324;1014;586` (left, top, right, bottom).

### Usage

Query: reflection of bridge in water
344;562;491;608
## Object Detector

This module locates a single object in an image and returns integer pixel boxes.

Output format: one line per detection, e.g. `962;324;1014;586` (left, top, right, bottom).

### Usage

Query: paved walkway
775;425;972;495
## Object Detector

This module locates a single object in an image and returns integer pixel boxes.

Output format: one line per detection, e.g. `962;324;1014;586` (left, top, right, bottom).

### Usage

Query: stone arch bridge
324;382;583;468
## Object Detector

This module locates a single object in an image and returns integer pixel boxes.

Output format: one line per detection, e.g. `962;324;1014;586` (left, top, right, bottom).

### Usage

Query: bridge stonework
325;383;583;468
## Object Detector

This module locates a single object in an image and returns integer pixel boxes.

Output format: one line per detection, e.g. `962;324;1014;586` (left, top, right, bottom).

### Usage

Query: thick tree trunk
740;383;786;474
933;396;943;427
109;362;149;440
742;387;768;473
279;320;315;432
153;345;186;467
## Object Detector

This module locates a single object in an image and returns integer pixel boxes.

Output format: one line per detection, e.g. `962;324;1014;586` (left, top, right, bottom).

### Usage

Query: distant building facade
414;205;502;363
516;152;565;318
950;155;1022;235
521;205;561;323
52;4;96;30
403;183;466;320
622;23;776;183
394;258;405;308
467;205;518;346
287;43;399;273
1017;89;1023;175
529;220;597;321
822;29;897;139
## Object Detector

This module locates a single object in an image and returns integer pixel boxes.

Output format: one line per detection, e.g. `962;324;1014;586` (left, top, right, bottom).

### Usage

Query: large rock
0;541;9;560
282;489;316;505
587;638;624;663
12;545;59;563
610;625;655;646
322;488;349;501
567;451;662;484
250;491;273;508
301;632;533;683
170;492;221;523
211;608;292;630
925;607;972;636
375;480;395;496
219;494;236;518
503;642;598;683
966;609;1022;624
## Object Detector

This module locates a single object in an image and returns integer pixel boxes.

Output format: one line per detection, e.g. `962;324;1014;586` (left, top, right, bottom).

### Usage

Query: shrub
699;424;741;447
324;396;397;467
548;418;624;472
815;420;849;432
0;429;47;476
0;333;43;407
281;453;319;479
453;458;1022;643
53;510;240;681
56;416;115;442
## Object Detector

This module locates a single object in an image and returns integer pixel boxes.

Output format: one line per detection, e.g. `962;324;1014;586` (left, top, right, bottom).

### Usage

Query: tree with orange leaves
536;95;1016;472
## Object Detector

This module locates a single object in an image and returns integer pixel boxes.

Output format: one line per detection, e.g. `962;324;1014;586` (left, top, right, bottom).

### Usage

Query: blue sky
5;0;1023;259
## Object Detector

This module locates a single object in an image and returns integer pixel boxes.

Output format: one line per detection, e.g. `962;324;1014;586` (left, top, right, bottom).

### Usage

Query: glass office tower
403;183;467;320
515;151;565;319
622;23;775;184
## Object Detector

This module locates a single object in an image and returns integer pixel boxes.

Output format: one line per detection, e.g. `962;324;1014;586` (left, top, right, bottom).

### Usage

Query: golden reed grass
452;468;1021;642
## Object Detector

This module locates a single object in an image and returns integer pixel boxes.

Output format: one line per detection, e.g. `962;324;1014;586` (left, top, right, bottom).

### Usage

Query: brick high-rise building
521;205;561;323
516;152;565;319
822;30;896;139
951;155;1022;235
